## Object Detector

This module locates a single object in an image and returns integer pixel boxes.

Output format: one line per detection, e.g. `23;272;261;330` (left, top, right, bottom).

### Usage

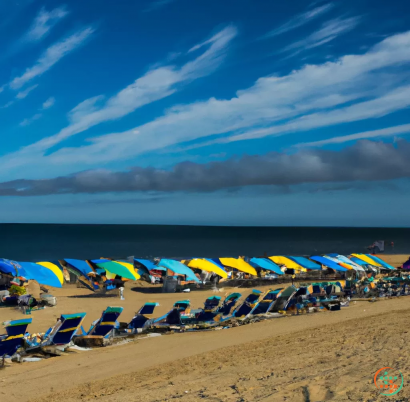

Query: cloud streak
41;97;55;110
282;16;360;55
15;84;39;99
2;29;410;180
10;26;95;89
261;3;334;39
25;6;69;42
19;113;42;127
0;140;409;196
2;25;237;168
299;123;410;147
32;29;410;170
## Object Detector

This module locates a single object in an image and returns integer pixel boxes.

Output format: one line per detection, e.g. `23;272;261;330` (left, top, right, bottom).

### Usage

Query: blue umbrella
310;256;347;272
0;259;29;278
287;256;321;270
64;259;94;277
158;259;200;283
18;262;62;288
250;258;284;275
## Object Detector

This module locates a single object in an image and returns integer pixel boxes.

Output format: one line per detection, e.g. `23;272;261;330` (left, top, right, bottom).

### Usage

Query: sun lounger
26;313;86;352
126;302;159;332
0;318;32;358
151;300;192;328
77;307;123;338
232;290;264;318
251;289;283;315
216;292;242;317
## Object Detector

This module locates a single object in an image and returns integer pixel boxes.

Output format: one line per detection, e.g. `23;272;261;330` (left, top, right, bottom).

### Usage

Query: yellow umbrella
219;258;257;276
114;261;141;280
37;261;64;285
268;256;306;272
351;254;382;267
185;258;228;279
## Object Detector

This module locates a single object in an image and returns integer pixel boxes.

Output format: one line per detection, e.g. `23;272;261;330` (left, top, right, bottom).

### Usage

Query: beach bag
40;294;57;306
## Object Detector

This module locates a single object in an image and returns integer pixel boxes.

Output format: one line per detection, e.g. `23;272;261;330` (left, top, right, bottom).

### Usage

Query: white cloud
15;84;39;99
283;16;360;55
298;124;410;147
3;29;410;179
39;30;410;167
261;3;334;39
1;101;15;109
19;113;42;127
42;96;55;110
25;6;69;42
3;26;237;160
10;27;95;90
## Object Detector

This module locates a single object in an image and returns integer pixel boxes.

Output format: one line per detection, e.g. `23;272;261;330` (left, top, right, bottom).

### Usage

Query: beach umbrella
184;258;228;279
249;258;284;275
364;254;395;270
310;256;347;272
92;260;139;280
158;259;200;282
18;262;62;288
64;259;95;277
323;255;354;270
114;261;141;280
36;262;64;285
0;259;26;277
349;256;370;267
218;258;257;276
327;254;365;272
268;256;306;272
134;258;165;277
287;256;321;270
351;254;382;267
135;258;164;271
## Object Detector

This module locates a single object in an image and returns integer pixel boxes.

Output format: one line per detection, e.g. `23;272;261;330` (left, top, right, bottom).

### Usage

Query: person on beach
112;275;125;300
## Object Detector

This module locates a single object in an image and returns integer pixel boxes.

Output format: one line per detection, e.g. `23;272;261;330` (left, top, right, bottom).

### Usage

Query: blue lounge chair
251;289;283;315
152;300;192;327
0;318;32;358
27;313;86;350
78;307;123;338
126;302;159;332
216;292;242;317
232;290;264;318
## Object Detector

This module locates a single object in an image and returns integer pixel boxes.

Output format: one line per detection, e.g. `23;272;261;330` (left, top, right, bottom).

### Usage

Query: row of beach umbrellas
0;253;395;289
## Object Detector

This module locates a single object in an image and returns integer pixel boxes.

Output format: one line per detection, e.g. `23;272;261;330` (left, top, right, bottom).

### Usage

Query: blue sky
1;0;410;226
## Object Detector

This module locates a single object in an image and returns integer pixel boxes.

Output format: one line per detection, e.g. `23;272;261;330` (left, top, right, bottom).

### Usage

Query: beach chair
126;302;159;332
26;313;86;352
203;296;222;312
77;307;123;338
232;290;264;318
0;318;32;358
152;300;191;328
269;286;298;313
194;296;223;323
191;293;242;325
216;292;242;317
251;289;282;315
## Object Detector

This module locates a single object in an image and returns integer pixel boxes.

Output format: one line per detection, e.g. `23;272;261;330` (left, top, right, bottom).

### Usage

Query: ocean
0;224;409;261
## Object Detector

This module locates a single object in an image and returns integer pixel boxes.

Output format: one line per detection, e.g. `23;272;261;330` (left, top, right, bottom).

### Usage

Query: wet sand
0;254;408;401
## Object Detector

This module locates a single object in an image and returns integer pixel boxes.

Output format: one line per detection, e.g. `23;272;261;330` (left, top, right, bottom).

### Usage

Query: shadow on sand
130;286;163;294
67;293;119;299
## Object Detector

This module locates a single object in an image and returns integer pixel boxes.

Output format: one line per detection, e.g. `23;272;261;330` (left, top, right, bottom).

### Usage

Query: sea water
0;224;409;261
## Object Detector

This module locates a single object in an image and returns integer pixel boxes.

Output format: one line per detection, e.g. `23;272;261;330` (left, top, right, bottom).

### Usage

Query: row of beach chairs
1;282;350;360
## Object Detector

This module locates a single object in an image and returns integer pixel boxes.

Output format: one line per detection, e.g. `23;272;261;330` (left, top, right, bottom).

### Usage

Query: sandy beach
0;254;409;401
